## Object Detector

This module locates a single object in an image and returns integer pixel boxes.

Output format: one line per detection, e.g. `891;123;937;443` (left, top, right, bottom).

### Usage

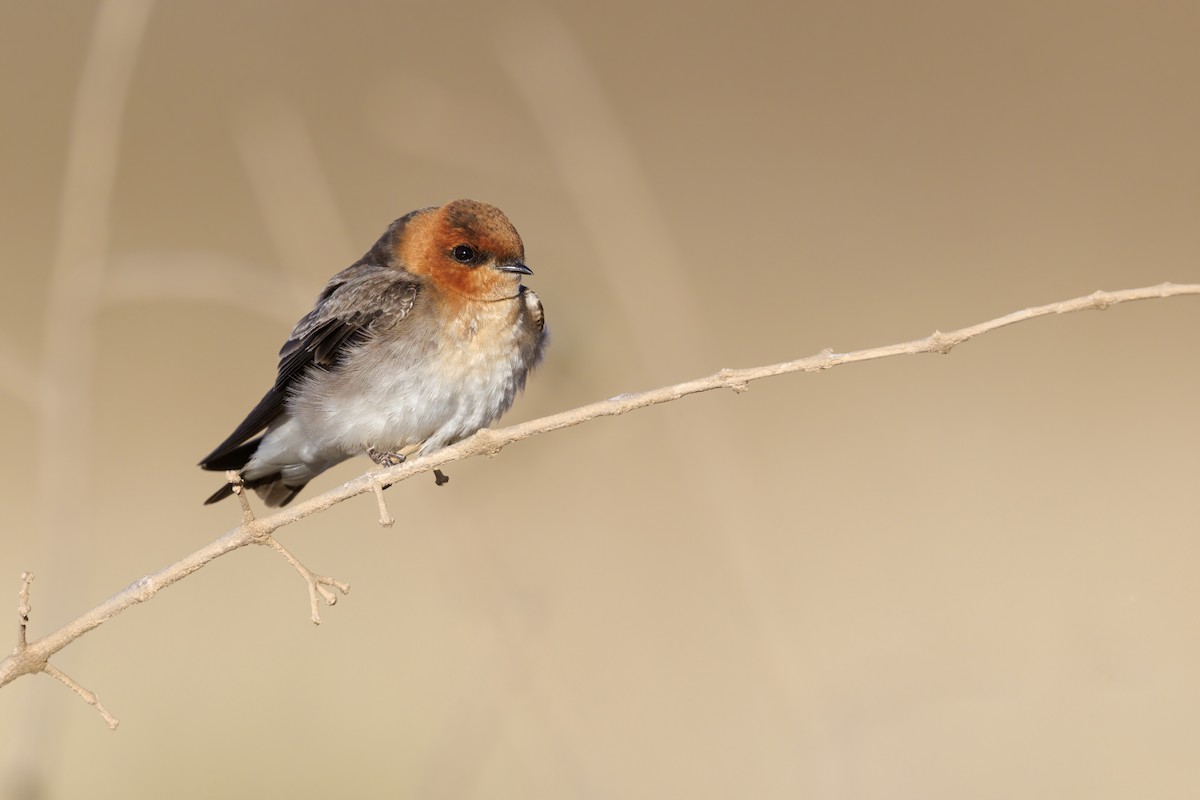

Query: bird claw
367;446;405;467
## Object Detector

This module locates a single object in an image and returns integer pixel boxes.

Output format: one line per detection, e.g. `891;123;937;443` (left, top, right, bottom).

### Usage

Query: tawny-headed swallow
200;199;546;506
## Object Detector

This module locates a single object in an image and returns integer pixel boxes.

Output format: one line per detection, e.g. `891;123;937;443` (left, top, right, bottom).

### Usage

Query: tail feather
204;482;238;505
259;480;307;507
199;437;262;472
200;426;310;507
204;471;308;507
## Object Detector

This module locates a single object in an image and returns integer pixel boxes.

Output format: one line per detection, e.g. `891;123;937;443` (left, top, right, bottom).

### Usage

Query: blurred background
1;1;1198;797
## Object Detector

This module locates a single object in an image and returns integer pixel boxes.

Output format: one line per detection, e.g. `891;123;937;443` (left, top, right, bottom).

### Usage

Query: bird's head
391;199;531;301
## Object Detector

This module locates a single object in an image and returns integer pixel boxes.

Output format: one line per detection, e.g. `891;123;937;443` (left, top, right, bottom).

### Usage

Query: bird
199;199;547;507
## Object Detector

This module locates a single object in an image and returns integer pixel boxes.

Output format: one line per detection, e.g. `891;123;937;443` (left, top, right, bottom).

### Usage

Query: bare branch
0;282;1195;724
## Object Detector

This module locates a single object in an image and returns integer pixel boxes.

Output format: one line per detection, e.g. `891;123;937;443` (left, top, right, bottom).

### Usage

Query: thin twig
0;282;1195;723
15;573;34;651
373;483;396;528
229;471;255;524
42;664;118;730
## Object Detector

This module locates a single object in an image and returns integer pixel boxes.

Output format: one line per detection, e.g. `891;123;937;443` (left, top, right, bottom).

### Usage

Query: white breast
287;300;531;461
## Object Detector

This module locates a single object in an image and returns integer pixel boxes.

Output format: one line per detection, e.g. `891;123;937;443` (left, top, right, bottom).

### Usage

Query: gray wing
199;265;419;469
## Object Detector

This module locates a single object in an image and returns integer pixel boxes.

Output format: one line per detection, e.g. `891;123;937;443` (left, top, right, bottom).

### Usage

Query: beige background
2;1;1198;798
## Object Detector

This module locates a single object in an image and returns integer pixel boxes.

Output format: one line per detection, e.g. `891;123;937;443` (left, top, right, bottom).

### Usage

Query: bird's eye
451;244;476;264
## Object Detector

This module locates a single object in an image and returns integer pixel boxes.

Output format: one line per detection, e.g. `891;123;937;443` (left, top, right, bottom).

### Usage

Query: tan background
2;1;1198;797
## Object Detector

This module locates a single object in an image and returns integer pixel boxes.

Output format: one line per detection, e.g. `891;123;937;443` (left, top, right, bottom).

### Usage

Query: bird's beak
495;261;533;275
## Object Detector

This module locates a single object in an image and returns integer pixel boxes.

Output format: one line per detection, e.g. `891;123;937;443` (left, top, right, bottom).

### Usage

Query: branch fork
9;573;118;729
227;470;350;624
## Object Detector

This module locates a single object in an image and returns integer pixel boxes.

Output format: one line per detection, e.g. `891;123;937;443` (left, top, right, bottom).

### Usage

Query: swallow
200;199;547;506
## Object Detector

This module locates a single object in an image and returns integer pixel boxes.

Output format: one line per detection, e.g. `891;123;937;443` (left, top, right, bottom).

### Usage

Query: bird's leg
433;469;450;486
367;445;405;466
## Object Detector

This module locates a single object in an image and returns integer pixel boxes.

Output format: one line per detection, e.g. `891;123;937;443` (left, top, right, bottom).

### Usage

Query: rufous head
388;199;532;301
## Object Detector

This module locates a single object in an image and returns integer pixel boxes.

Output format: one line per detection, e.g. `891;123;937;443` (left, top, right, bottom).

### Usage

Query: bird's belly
291;327;527;456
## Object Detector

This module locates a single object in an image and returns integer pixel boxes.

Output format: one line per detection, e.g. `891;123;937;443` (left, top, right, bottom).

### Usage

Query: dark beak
495;261;533;275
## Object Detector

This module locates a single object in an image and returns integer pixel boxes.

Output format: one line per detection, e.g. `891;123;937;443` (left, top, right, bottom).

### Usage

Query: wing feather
199;266;419;469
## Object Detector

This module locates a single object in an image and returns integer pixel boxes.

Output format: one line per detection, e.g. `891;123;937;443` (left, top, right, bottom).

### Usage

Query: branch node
807;348;838;372
261;536;350;625
1087;290;1114;310
713;368;748;394
473;428;503;457
372;483;395;528
130;575;158;603
43;663;119;730
927;329;959;354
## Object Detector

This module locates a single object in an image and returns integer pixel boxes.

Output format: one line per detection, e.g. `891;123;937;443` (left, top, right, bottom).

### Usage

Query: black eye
451;244;476;264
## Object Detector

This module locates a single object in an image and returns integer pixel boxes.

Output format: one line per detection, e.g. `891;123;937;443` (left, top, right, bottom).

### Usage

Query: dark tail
203;472;306;506
200;438;261;472
200;436;308;506
204;482;239;505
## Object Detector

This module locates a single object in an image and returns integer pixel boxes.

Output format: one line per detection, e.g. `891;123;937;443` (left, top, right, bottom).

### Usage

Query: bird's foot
433;469;450;486
367;446;405;467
